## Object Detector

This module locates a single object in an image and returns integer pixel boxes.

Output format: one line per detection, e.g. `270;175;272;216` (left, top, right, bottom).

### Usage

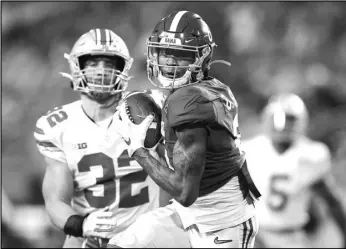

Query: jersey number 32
77;151;149;208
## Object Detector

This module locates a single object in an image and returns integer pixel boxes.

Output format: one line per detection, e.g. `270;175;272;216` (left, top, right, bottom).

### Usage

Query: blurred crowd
2;1;346;247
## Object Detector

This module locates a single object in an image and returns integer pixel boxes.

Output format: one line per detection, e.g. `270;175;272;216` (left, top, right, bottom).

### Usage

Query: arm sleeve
33;115;67;163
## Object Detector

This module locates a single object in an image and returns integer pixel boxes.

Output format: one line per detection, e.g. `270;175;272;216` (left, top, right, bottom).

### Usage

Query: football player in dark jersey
110;10;261;248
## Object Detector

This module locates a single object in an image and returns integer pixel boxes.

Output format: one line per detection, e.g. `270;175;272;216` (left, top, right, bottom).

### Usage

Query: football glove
82;207;117;239
113;103;154;157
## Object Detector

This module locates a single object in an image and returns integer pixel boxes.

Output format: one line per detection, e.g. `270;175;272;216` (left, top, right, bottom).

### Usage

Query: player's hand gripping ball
123;91;162;148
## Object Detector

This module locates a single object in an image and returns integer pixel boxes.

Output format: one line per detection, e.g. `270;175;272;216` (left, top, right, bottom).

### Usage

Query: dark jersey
162;77;246;196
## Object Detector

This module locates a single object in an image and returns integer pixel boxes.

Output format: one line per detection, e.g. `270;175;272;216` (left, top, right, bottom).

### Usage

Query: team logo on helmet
146;11;216;89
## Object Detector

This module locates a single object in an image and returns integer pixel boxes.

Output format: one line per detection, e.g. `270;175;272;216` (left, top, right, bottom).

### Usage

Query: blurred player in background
1;189;35;248
109;10;261;248
33;29;164;248
242;93;346;248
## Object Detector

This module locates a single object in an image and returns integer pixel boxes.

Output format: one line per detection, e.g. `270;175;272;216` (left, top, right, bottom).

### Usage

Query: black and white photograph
2;1;346;248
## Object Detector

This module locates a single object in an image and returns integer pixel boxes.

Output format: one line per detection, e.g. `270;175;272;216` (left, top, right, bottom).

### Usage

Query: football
123;91;162;148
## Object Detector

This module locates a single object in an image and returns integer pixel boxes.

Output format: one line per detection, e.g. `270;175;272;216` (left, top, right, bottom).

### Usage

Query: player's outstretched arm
42;156;118;239
42;156;78;230
312;177;346;247
133;125;207;207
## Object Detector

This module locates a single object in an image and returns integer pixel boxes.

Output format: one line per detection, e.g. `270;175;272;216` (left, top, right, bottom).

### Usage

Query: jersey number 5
268;174;290;211
77;151;149;208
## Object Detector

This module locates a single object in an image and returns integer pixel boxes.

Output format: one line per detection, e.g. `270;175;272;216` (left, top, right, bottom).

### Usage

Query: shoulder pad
301;138;331;162
35;105;70;134
299;139;331;181
166;86;215;128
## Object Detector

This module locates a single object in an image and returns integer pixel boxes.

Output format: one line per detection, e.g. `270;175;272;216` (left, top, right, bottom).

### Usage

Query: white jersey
242;135;331;230
34;100;160;235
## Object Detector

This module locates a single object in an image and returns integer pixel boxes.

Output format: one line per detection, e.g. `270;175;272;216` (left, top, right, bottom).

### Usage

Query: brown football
123;91;162;148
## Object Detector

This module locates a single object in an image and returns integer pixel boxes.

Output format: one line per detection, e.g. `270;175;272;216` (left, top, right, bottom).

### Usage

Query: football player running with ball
34;29;164;248
109;10;261;248
243;94;346;248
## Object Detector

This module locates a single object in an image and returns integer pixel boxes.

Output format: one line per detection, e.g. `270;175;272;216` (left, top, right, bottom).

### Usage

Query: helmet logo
208;32;212;42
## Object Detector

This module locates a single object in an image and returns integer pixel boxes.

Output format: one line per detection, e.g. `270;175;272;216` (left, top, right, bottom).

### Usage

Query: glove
113;103;154;157
82;207;117;239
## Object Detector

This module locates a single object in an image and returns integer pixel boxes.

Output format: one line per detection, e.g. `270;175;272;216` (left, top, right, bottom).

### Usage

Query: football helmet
147;10;223;89
60;29;133;94
262;93;309;143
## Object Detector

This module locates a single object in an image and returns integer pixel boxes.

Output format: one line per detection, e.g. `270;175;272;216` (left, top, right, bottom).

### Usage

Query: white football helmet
60;29;133;94
262;93;309;143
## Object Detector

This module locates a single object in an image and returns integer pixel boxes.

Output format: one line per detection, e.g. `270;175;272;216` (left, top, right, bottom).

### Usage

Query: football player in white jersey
1;189;35;248
33;29;163;248
243;93;346;248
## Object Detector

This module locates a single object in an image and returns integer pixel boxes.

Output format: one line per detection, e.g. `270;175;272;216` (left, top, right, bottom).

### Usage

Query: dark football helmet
147;10;226;89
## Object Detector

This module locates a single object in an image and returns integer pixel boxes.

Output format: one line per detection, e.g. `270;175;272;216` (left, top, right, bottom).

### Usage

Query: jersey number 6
77;151;149;208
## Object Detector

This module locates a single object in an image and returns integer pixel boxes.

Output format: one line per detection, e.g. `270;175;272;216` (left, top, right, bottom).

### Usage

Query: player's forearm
313;179;346;240
44;198;78;230
314;180;346;244
159;188;173;207
329;201;346;242
42;156;78;231
133;148;185;202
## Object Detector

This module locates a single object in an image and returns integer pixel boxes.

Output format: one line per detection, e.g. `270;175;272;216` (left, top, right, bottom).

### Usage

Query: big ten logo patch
72;142;88;150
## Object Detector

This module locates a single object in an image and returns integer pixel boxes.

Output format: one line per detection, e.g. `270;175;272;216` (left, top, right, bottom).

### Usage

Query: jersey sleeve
297;141;332;188
166;87;215;128
33;114;67;163
310;142;332;178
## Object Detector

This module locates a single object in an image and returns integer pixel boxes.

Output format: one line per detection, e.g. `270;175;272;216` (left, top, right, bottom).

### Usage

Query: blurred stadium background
2;1;346;247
